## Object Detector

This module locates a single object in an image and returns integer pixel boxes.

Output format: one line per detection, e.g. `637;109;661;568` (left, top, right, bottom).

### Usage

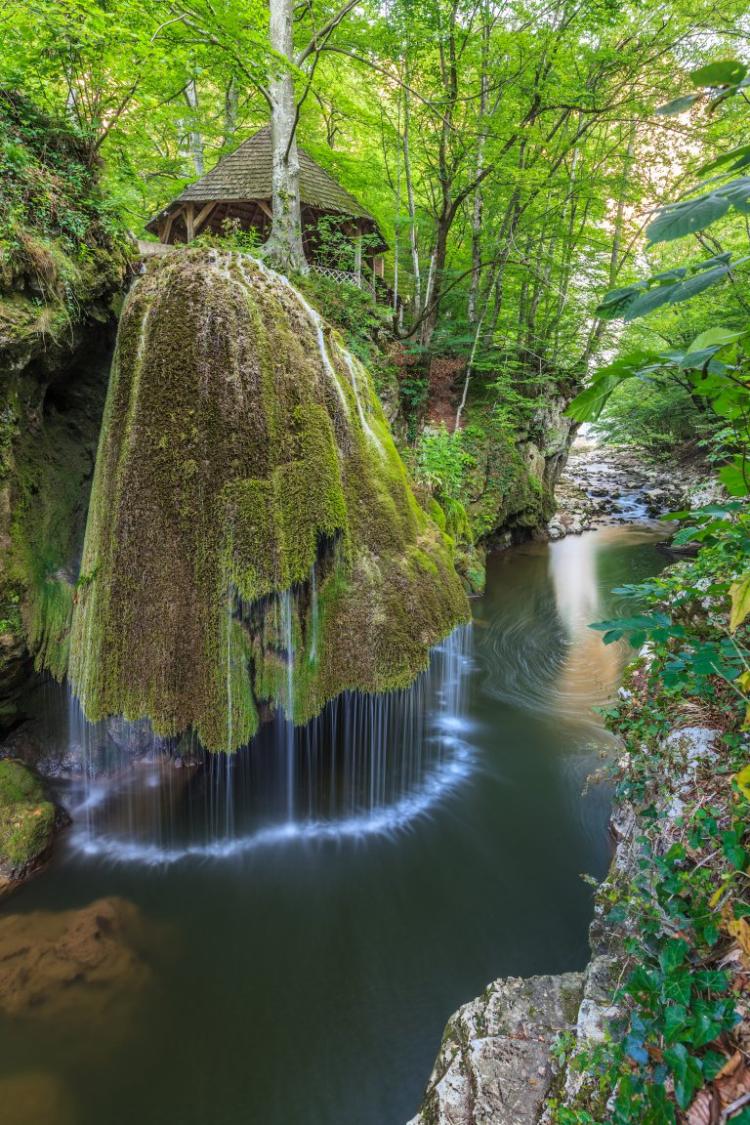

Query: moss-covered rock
0;759;56;890
69;250;469;751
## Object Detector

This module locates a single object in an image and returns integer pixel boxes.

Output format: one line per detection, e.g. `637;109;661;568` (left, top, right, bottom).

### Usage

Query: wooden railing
310;263;376;296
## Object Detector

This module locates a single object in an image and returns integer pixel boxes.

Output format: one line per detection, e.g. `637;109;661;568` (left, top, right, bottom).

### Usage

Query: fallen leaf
684;1087;711;1125
735;764;750;800
728;918;750;958
716;1051;742;1081
730;574;750;633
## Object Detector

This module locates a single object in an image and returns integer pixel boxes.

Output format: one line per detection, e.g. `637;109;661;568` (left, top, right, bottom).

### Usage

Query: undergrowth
552;504;750;1123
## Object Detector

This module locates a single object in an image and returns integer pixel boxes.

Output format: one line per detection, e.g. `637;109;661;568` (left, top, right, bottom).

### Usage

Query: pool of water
0;524;665;1125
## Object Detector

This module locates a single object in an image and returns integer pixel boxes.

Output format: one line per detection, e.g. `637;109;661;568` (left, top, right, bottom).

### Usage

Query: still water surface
0;525;664;1125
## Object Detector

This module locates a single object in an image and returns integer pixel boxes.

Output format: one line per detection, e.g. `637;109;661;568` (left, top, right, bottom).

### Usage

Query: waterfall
309;563;318;665
278;588;296;820
60;624;474;865
341;351;384;453
67;247;469;755
237;252;384;451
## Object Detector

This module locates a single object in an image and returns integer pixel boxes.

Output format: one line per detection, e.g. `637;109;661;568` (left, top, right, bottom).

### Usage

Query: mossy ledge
69;249;469;751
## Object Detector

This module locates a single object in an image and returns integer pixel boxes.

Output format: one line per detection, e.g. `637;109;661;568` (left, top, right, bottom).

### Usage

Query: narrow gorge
2;8;749;1122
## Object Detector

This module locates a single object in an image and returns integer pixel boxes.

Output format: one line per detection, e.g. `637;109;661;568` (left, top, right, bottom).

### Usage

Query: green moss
463;417;551;539
0;759;55;875
70;251;469;751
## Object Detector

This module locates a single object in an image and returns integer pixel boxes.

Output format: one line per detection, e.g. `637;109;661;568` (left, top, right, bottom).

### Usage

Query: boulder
407;972;584;1125
0;758;59;896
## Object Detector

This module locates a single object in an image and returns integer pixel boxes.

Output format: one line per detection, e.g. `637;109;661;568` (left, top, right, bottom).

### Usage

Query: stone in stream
0;896;151;1022
407;972;584;1125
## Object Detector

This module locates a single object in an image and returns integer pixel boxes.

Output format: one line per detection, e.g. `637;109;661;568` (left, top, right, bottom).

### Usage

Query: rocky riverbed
548;438;718;539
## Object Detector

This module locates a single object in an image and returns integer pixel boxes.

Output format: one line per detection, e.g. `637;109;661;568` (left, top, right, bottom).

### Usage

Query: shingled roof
154;125;376;222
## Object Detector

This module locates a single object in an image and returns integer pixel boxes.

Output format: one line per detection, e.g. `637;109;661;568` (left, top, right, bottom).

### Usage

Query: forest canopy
2;0;748;392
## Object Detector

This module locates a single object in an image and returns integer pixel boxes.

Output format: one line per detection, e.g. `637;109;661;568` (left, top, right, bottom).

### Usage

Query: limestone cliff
69;250;469;751
0;92;128;732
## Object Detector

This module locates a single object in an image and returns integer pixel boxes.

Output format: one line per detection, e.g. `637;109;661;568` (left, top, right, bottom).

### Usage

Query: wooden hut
146;126;387;284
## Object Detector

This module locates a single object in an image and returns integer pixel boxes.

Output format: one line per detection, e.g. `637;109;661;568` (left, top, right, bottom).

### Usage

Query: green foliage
0;89;129;300
564;537;750;1120
414;425;474;501
591;377;710;457
4;0;739;408
559;56;750;1124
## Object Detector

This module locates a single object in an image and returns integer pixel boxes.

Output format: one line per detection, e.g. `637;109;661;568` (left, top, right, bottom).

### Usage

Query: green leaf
693;970;730;991
679;345;725;369
664;1043;704;1109
594;283;646;320
697;143;750;176
686;327;743;352
646;194;731;244
691;60;748;88
702;1050;730;1080
565;352;653;422
719;457;750;498
663;1003;689;1042
655;94;699;116
670;264;731;302
721;830;747;869
622;283;681;319
659;938;689;974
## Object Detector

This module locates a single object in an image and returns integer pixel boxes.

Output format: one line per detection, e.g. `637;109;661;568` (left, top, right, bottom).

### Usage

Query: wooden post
185;203;195;242
193;202;217;238
158;212;174;244
354;234;363;287
373;255;385;278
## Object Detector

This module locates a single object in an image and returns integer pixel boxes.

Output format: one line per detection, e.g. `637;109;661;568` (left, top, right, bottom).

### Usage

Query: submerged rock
0;896;150;1020
69;250;469;751
407;972;584;1125
0;758;59;896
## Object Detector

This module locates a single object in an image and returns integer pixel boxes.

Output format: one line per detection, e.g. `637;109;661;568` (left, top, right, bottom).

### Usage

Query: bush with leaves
414;424;474;501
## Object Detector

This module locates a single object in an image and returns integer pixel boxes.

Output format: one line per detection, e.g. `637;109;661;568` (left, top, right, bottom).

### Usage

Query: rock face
407;973;584;1125
464;397;572;549
0;94;127;734
69;250;469;751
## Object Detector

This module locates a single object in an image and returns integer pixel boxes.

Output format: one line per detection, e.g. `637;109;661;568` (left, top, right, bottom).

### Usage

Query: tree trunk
581;122;636;364
265;0;307;273
468;8;490;327
184;78;205;177
402;73;421;311
224;77;238;146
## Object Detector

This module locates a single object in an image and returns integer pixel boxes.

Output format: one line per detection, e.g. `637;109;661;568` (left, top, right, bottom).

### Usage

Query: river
0;523;665;1125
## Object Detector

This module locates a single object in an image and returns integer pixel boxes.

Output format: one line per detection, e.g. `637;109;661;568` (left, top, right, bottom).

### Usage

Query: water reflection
477;525;662;733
